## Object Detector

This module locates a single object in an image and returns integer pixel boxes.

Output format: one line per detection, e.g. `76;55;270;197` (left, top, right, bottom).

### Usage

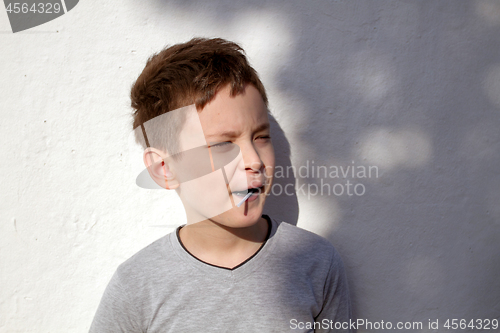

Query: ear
143;147;180;190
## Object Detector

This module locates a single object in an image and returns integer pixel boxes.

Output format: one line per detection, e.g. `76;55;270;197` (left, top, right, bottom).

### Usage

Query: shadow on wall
143;0;500;327
263;115;299;226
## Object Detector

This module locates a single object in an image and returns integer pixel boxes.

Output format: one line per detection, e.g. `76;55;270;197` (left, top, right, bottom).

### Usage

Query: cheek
180;170;233;216
221;152;249;191
261;150;275;185
262;147;275;172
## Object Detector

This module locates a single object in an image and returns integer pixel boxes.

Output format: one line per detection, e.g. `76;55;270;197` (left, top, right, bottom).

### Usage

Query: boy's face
172;84;274;228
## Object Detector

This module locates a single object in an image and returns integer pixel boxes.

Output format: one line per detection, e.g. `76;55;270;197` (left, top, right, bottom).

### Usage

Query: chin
186;191;267;227
215;204;265;229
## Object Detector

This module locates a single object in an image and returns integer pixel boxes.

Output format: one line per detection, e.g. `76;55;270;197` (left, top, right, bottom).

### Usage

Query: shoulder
89;236;174;332
270;217;343;268
113;233;175;286
273;218;337;252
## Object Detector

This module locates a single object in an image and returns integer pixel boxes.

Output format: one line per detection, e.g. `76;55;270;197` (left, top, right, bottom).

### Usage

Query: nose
240;142;263;173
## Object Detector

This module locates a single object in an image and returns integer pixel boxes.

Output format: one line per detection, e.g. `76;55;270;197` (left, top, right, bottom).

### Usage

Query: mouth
232;186;264;197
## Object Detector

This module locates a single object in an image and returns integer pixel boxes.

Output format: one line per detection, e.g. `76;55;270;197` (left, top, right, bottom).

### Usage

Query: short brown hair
131;37;267;155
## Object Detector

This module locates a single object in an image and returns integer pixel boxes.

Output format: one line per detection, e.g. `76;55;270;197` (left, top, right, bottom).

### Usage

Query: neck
178;216;269;269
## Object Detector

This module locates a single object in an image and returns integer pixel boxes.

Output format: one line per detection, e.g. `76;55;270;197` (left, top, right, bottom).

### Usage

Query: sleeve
314;248;352;333
89;270;144;333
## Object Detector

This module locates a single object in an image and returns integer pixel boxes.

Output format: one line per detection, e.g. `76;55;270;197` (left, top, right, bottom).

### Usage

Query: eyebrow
206;123;270;140
253;122;270;133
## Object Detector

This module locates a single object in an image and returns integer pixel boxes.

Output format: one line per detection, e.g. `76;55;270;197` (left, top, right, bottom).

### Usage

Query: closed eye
210;141;232;148
208;142;236;153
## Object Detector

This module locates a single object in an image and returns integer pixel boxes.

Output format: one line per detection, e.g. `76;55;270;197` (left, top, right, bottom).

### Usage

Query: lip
232;187;263;206
231;184;264;196
231;180;264;194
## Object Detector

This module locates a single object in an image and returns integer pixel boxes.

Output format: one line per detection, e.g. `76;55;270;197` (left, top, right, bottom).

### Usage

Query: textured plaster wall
1;0;499;332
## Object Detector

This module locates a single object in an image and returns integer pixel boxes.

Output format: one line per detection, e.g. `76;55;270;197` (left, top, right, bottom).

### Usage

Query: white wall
1;0;499;332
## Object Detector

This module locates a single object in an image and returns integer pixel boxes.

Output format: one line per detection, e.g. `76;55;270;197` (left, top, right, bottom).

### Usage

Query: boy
90;38;351;332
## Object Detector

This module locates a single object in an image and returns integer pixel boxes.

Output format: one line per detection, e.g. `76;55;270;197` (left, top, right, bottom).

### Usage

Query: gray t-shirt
89;216;351;332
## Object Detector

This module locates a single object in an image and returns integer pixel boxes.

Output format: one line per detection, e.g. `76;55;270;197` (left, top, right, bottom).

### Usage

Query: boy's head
131;37;268;156
131;38;275;226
